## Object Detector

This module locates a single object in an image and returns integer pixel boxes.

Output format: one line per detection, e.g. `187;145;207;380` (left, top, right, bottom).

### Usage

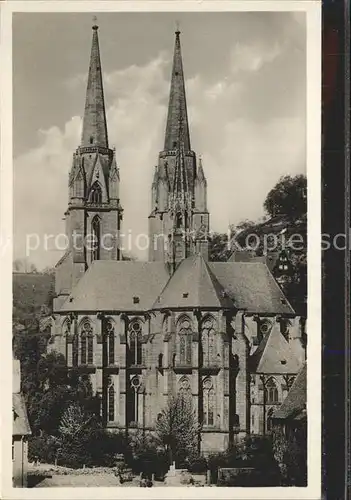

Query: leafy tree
155;395;202;467
13;258;38;273
208;232;232;262
272;425;307;486
56;401;127;468
58;402;95;439
264;174;307;220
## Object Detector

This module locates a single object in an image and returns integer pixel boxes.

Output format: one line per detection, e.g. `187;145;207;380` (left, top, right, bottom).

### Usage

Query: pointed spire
164;29;191;152
152;166;158;186
81;22;108;149
173;113;188;197
196;156;206;184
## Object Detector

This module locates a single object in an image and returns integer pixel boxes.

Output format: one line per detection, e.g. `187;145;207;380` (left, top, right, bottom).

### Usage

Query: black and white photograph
1;1;321;497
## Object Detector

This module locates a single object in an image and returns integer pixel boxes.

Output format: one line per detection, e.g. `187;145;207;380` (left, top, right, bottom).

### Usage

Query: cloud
64;72;87;91
230;42;282;74
14;36;305;269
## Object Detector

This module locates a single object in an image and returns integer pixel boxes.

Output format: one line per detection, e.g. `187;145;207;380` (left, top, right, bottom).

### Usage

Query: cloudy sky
13;11;306;269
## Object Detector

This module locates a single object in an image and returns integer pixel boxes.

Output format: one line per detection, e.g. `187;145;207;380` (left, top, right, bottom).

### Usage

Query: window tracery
201;316;216;366
91;215;101;262
90;181;102;204
128;320;143;366
178;376;192;405
177;316;192;365
80;320;93;365
202;377;215;426
105;319;115;365
265;378;279;404
107;377;115;422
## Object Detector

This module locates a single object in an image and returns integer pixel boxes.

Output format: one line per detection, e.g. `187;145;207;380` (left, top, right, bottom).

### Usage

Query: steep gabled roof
273;364;307;420
249;322;301;374
153;254;234;310
209;262;294;314
60;261;170;312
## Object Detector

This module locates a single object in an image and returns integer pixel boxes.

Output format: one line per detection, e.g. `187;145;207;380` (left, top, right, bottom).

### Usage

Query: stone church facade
50;24;306;454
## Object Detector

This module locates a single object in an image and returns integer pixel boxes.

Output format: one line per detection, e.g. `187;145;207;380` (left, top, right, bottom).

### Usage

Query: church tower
148;29;209;271
55;23;123;302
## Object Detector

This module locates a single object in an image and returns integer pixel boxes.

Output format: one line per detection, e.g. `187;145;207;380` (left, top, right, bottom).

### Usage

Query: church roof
59;261;170;312
59;255;294;315
273;364;307;420
81;24;108;149
209;262;295;314
249;322;301;374
153;254;233;310
13;393;31;437
164;30;191;152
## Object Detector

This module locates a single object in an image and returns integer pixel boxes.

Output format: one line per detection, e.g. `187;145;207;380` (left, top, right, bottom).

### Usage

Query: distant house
271;364;307;485
13;358;31;487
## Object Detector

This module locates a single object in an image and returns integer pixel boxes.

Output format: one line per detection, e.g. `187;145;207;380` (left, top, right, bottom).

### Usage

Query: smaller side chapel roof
273;364;307;420
60;261;170;312
249;322;302;374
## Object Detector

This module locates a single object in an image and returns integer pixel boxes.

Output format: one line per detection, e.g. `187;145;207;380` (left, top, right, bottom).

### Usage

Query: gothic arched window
158;353;163;368
75;171;84;198
72;332;79;367
63;318;71;363
127;376;142;425
105;320;115;365
265;378;279;404
202;377;215;426
107;378;115;422
201;316;216;366
80;320;93;365
176;212;183;229
178;376;192;405
128;320;143;366
91;215;101;262
90;181;102;204
177;316;192;366
162;315;169;336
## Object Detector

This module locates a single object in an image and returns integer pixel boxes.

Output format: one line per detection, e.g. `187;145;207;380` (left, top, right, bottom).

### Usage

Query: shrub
56;428;127;469
28;434;60;464
187;456;208;474
207;437;281;486
127;431;169;479
217;468;259;487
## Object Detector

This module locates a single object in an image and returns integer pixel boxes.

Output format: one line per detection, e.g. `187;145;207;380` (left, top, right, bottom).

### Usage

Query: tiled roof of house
209;262;295;314
273;364;307;419
153;254;234;310
13;393;31;437
249;322;302;374
60;260;170;312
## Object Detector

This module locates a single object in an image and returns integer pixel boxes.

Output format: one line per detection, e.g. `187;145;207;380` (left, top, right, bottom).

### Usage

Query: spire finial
92;15;98;30
175;19;180;35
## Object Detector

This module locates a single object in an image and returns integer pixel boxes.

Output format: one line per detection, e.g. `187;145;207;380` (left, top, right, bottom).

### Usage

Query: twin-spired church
50;24;306;453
